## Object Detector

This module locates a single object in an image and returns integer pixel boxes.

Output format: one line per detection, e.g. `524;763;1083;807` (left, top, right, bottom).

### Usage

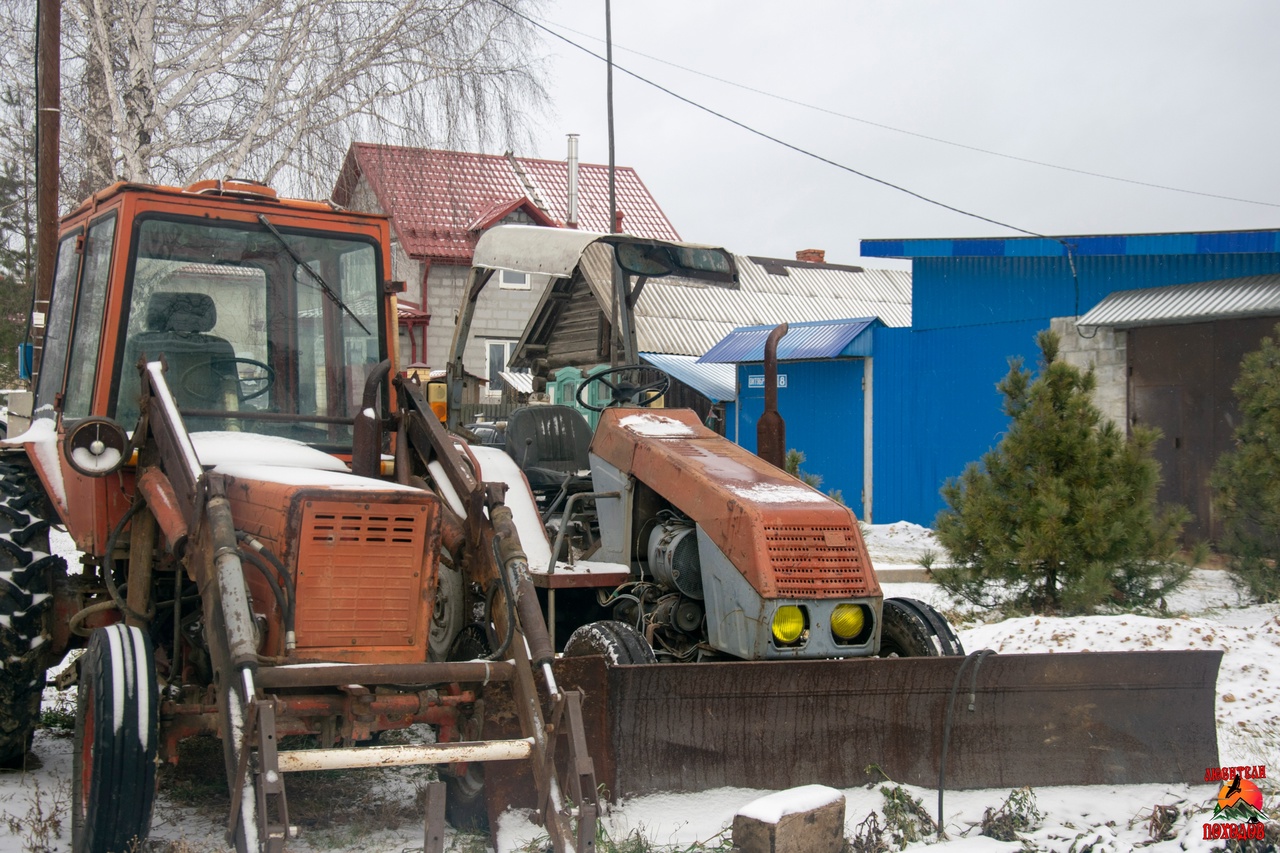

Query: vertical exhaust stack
566;134;580;229
757;322;788;469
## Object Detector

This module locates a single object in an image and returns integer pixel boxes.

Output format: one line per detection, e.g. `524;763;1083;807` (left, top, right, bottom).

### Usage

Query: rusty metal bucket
485;649;1220;816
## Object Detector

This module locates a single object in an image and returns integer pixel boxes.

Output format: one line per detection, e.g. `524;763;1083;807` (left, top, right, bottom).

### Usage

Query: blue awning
640;353;737;403
697;318;880;364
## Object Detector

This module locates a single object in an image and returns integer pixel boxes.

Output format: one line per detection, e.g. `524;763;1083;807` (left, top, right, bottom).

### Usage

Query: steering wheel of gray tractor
180;357;276;404
576;365;671;412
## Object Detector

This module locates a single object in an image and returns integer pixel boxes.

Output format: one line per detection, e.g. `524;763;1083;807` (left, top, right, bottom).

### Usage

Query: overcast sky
519;1;1280;268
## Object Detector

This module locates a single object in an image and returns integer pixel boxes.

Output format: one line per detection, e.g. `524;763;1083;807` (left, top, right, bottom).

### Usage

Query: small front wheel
877;598;965;658
72;624;158;853
563;620;658;664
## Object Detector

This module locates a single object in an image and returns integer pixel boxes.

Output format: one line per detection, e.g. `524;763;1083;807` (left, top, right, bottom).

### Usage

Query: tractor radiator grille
764;524;872;598
294;501;429;648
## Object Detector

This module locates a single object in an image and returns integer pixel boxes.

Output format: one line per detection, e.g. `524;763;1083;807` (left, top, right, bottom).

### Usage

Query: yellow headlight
771;605;806;644
831;604;866;640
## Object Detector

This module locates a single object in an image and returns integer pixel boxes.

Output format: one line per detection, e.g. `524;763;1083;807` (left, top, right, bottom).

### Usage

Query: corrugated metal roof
498;370;534;393
698;318;878;363
863;229;1280;259
573;249;911;356
332;144;681;262
1077;275;1280;328
640;353;737;402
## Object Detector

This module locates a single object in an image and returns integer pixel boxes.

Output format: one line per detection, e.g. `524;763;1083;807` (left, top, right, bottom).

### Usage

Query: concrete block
731;784;845;853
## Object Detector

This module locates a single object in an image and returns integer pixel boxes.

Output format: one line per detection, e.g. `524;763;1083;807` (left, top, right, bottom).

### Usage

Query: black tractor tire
443;760;489;831
442;624;493;831
72;624;158;853
428;554;464;662
563;620;657;664
878;597;965;658
0;456;67;767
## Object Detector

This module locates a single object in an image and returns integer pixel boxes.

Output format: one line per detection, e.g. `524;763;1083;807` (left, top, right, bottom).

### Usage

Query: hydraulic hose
236;546;291;649
236;531;296;651
937;648;997;838
102;500;154;624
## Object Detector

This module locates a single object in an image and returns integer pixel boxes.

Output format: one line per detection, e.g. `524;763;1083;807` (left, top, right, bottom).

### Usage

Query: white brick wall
1050;316;1127;430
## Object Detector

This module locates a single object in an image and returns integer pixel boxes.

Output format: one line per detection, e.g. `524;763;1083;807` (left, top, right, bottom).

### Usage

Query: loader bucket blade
586;650;1220;795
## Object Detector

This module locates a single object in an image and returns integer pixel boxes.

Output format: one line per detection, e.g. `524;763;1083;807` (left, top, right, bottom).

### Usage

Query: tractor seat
505;405;593;476
118;292;237;424
504;405;595;513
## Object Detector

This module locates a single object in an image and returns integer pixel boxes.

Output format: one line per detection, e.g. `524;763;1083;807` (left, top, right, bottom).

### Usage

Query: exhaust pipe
757;322;788;469
566;134;579;229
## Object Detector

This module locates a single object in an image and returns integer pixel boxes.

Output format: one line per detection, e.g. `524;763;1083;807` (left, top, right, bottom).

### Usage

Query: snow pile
861;521;944;569
736;783;843;822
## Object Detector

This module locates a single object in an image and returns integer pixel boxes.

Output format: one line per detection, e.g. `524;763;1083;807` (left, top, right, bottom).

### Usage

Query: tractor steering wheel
575;365;671;412
180;357;276;404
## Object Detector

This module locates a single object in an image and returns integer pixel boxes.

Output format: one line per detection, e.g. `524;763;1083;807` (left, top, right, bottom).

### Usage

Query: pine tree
1211;324;1280;602
934;330;1188;613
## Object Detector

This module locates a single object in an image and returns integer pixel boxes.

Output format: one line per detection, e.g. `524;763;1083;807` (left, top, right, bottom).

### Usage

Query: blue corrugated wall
873;251;1280;525
736;360;866;517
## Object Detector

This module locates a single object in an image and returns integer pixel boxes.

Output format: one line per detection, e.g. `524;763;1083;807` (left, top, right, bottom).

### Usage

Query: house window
486;339;524;397
499;269;530;290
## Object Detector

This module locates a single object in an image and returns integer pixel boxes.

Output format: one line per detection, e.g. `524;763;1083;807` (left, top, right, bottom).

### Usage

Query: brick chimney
796;248;825;264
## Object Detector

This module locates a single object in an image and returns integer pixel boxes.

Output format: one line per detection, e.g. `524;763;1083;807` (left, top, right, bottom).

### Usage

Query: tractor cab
30;180;394;451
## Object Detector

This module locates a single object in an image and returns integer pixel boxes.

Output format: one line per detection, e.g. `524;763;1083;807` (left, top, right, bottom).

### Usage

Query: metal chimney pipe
566;134;580;229
757;322;788;469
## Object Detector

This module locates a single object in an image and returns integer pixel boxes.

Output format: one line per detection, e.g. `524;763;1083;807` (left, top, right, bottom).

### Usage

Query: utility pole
32;0;60;383
605;0;616;234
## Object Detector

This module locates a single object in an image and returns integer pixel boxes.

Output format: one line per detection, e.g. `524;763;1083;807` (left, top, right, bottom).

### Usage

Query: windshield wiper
257;214;372;335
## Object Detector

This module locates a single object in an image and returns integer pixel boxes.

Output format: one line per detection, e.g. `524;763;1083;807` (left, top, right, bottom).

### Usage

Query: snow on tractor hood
188;432;351;472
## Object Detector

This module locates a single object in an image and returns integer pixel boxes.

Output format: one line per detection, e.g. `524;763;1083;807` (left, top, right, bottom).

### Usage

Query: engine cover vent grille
763;524;872;598
294;501;429;648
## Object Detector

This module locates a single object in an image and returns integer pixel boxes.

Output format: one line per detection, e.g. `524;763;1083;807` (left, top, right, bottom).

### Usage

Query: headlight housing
830;603;867;641
771;605;807;645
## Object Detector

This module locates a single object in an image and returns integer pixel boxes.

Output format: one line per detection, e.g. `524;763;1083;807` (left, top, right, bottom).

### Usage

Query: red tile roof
333;143;681;262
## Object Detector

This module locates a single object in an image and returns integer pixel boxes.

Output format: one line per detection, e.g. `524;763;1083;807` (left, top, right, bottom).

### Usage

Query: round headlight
771;605;806;644
831;603;866;640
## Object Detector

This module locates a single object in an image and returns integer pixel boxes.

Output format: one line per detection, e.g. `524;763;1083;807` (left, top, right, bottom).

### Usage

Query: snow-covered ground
2;523;1276;852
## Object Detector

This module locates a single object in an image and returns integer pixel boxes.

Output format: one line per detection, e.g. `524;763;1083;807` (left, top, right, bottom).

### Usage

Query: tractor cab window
113;216;382;447
62;215;118;420
34;230;85;413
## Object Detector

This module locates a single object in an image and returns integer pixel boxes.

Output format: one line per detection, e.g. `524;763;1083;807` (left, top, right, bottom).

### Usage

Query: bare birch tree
0;0;545;201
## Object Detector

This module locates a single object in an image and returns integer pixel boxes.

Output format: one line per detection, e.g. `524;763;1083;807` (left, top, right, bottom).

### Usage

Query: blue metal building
860;229;1280;534
700;318;882;518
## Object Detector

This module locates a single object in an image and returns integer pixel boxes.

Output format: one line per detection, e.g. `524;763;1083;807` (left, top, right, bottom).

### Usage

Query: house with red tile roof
331;143;680;396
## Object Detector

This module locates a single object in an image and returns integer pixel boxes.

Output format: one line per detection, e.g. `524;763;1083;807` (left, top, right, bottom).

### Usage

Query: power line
535;14;1280;211
491;0;1046;237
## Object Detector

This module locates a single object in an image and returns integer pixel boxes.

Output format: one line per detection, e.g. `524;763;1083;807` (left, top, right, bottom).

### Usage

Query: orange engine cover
221;468;441;663
590;408;881;601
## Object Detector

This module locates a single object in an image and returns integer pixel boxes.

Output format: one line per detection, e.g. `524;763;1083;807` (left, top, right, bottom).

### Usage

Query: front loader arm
395;376;598;850
133;361;285;851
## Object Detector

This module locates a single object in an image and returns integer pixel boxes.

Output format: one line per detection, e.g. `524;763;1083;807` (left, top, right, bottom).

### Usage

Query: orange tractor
0;182;1220;853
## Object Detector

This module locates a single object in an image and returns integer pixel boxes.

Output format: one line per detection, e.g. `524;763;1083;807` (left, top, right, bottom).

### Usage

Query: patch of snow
190;431;348;472
730;482;828;504
545;559;630;576
70;444;122;473
105;624;126;737
619;412;697;437
736;784;843;823
4;417;66;512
